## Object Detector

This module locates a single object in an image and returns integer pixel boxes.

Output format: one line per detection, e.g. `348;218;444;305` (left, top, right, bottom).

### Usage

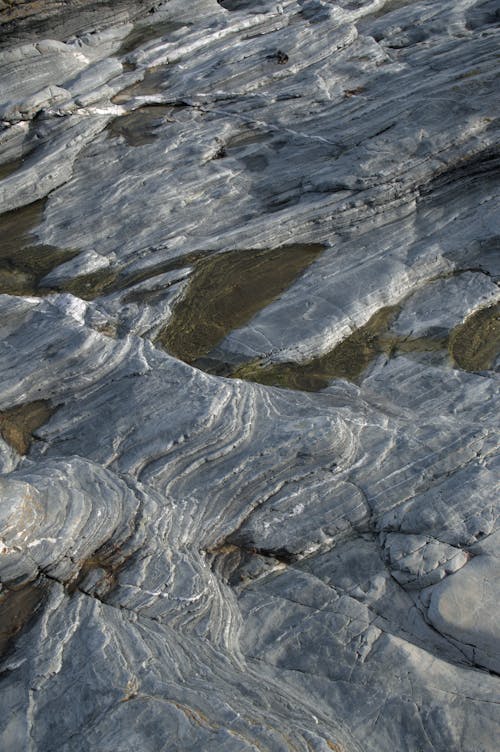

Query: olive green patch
450;303;500;371
156;244;325;363
0;581;48;658
233;307;451;392
0;400;56;455
0;200;77;296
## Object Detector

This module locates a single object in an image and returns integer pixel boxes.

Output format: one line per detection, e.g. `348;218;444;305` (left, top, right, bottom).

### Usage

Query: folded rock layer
0;1;499;751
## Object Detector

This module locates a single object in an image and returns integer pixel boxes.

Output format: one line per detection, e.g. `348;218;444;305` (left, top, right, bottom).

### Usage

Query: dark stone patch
111;64;171;103
116;18;188;56
0;157;24;181
106;105;176;146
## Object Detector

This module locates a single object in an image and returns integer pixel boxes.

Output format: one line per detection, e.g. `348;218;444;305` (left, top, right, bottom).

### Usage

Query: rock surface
0;1;499;751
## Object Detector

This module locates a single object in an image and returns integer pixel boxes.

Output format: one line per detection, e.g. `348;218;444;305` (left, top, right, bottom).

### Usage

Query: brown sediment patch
68;553;118;597
0;580;48;659
111;64;171;103
0;157;24;181
325;742;344;752
0;400;56;455
68;535;138;598
0;200;77;296
106;105;179;147
449;303;500;371
49;266;120;301
156;244;325;364
233;306;400;391
232;307;451;391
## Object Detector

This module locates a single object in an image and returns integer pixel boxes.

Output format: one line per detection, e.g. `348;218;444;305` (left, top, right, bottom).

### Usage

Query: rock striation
0;1;499;751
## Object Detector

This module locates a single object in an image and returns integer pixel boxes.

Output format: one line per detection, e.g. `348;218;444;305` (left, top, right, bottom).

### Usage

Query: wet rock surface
0;1;499;750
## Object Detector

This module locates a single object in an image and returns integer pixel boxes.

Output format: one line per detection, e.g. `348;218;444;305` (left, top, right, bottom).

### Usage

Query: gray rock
0;456;141;587
381;532;469;589
0;1;499;751
40;249;113;286
391;272;499;338
427;554;500;673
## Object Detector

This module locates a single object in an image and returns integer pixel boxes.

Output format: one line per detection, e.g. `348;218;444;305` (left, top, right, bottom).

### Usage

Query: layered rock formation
0;1;499;750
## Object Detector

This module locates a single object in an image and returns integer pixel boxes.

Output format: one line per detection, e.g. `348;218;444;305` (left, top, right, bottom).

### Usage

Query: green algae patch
0;201;77;296
52;267;120;301
450;303;500;371
233;307;452;392
0;400;56;455
156;244;325;363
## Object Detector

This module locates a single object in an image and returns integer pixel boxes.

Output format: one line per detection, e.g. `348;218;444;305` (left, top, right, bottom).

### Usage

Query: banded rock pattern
0;1;499;751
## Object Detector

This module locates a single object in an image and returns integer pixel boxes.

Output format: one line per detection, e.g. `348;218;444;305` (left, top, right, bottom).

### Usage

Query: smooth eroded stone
427;555;500;673
391;272;500;339
0;1;498;750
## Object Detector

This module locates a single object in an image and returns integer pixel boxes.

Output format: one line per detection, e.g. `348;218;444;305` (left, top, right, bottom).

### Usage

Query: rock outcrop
0;1;499;750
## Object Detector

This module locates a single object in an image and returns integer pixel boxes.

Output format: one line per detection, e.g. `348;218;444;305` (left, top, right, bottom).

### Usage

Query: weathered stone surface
0;0;153;48
0;456;142;587
391;272;499;339
0;1;499;750
40;248;114;286
427;551;500;674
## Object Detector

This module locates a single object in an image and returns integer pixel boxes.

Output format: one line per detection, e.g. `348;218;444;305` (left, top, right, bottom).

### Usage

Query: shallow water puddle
233;306;401;391
112;64;171;103
232;307;454;391
371;0;414;19
232;300;500;392
156;244;325;363
49;250;209;302
0;201;77;296
48;266;120;301
107;105;181;146
0;157;24;181
450;303;500;371
0;400;56;455
0;581;48;658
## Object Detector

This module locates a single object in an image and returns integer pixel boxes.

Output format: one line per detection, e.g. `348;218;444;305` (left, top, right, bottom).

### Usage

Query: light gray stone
427;554;500;673
0;1;498;751
41;249;113;286
391;272;499;338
